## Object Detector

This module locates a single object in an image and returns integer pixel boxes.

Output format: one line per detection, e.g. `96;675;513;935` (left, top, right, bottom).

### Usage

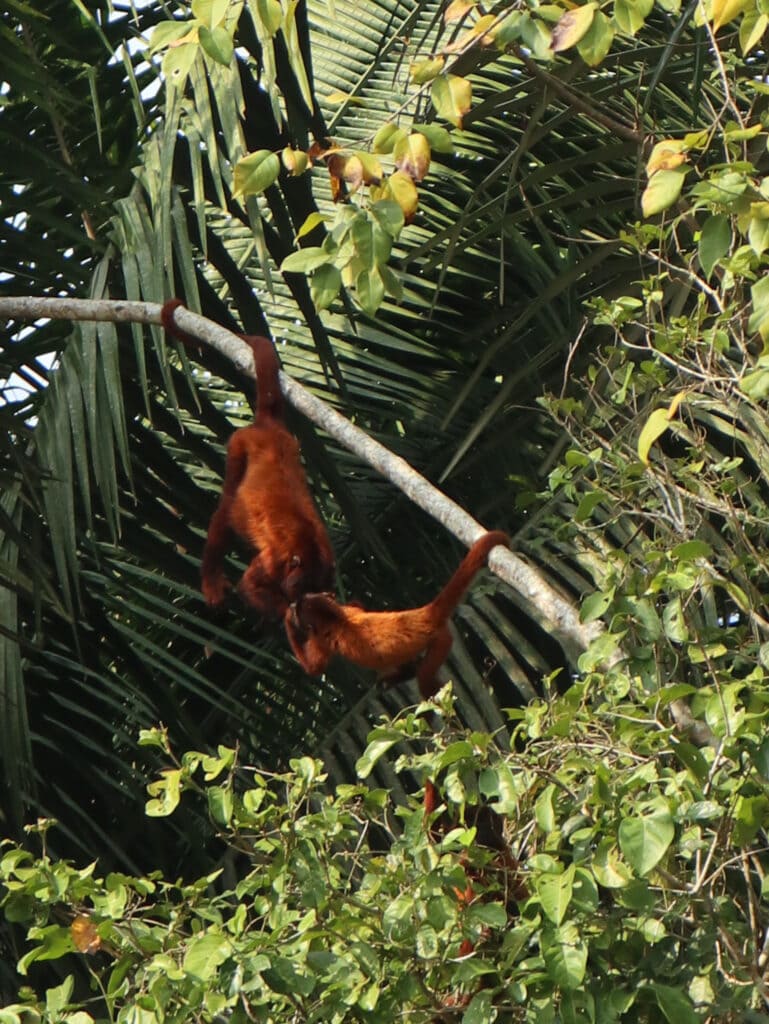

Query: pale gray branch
1;294;598;657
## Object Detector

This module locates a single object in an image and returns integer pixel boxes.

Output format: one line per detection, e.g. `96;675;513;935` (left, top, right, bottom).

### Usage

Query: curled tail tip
473;530;510;559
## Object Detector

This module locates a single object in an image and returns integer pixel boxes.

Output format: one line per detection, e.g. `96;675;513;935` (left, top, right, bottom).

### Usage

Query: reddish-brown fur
285;531;508;696
161;300;335;618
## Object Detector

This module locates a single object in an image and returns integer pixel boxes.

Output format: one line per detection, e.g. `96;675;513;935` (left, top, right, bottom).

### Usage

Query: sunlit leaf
618;811;674;875
641;168;687;217
410;56;445;84
311;264;342;310
576;10;615;65
552;3;596;51
431;74;472;128
233;150;281;197
393;132;431;182
712;0;751;30
198;25;233;65
282;147;310;175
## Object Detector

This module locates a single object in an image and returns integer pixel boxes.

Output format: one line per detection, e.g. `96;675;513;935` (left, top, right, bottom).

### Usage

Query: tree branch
1;294;598;658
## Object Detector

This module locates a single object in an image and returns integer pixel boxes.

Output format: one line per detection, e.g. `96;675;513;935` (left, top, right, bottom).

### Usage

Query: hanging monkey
285;531;508;696
161;300;335;619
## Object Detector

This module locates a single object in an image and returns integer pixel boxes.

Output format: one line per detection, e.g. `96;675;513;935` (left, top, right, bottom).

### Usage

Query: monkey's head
283;553;335;605
290;593;344;644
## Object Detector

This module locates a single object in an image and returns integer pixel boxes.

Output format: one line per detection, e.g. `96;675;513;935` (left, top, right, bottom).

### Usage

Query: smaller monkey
161;300;335;619
285;531;508;697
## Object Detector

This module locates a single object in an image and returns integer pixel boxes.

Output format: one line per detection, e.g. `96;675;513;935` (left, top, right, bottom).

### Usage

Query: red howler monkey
161;300;335;618
285;531;508;696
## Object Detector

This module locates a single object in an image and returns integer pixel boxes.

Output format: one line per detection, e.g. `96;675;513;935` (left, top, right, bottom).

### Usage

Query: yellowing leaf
638;394;686;465
325;90;365;105
641;167;687;217
282;147;309;176
646;139;687;175
296;212;326;240
712;0;750;29
445;0;475;22
354;150;384;185
393;133;431;182
551;3;597;51
410;56;445;84
385;171;419;223
431;74;472;128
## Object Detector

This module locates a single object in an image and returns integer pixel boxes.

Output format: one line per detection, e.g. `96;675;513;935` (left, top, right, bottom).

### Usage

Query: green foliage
4;681;769;1020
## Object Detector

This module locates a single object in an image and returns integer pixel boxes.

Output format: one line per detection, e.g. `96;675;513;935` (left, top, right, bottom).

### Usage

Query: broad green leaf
535;783;557;833
613;0;654;36
370;200;405;238
149;21;191;54
462;991;495;1024
352;216;375;269
543;922;588;989
46;976;74;1014
198;25;233;65
740;11;768;52
552;3;596;50
662;595;688;643
431;74;472;128
537;865;575;925
698;214;731;275
641;168;687;216
748;214;769;255
311;264;341;310
671;540;712;560
356;729;402;778
733;794;769;844
618;811;674;875
580;589;613;623
373;123;407;154
379;264;403;302
740;367;769;399
192;0;229;24
574;489;604;521
183;932;231;980
255;0;283;36
650;984;700;1024
748;276;769;342
281;246;331;273
162;42;198;87
576;10;615;65
207;785;233;826
233;150;280;197
418;123;453;153
357;266;385;315
592;838;633;888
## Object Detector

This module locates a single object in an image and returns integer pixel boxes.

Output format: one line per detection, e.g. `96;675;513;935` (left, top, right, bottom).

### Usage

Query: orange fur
285;531;508;696
162;300;335;618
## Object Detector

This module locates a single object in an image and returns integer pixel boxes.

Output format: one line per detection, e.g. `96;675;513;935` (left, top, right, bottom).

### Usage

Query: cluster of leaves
4;675;769;1022
144;0;684;317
